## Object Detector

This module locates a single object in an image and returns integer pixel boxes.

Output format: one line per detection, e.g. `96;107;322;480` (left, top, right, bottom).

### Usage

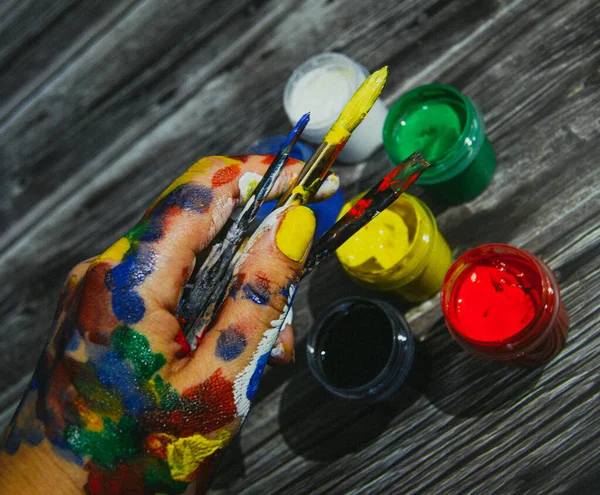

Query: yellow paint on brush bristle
324;66;388;144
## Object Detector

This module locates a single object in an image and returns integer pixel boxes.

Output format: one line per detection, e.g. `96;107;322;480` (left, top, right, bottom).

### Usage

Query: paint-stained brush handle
276;67;388;209
179;114;310;345
302;153;430;276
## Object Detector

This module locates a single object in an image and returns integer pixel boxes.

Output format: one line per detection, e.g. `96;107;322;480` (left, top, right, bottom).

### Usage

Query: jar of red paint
441;244;569;367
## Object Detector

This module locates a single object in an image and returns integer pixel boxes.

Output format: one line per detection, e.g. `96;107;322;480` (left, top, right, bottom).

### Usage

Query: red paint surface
211;164;241;188
454;265;536;342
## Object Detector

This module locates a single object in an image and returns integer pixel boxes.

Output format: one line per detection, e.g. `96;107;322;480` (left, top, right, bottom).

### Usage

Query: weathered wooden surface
1;0;599;493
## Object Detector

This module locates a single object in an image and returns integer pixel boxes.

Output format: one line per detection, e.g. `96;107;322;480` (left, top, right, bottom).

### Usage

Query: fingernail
275;206;316;262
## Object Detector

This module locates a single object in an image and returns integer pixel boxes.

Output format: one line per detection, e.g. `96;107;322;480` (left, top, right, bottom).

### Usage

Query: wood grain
1;0;599;493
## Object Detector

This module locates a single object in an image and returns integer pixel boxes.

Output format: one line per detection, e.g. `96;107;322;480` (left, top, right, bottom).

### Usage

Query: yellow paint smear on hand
95;237;131;263
167;429;231;482
73;398;104;433
151;156;242;207
275;206;316;262
337;208;410;271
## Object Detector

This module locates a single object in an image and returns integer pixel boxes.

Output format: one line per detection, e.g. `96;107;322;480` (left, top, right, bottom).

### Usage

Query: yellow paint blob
275;206;316;262
336;193;452;301
166;429;230;482
336;209;410;271
95;237;131;264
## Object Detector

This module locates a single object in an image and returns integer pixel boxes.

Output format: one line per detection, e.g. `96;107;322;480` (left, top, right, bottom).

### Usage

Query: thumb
174;206;315;418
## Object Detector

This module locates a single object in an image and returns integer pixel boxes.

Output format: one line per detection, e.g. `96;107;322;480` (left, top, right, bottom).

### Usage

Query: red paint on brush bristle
378;166;423;193
348;198;373;218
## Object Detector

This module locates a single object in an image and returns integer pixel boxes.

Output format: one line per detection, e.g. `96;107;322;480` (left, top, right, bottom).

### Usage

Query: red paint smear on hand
86;461;145;495
212;164;241;188
455;265;536;342
140;369;236;437
174;328;192;358
77;262;120;346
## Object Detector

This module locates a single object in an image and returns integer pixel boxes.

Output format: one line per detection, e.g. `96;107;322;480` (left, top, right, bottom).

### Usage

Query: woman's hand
0;155;338;494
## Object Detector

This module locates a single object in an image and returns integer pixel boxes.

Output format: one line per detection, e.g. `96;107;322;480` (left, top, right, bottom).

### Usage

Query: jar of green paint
383;84;496;204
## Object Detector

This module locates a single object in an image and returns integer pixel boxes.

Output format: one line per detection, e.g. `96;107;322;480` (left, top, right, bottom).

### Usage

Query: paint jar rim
306;296;414;401
284;52;367;131
383;84;486;184
441;244;562;360
337;193;438;290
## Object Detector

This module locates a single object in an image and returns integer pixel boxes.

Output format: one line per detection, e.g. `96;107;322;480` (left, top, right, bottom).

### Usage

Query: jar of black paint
307;297;415;402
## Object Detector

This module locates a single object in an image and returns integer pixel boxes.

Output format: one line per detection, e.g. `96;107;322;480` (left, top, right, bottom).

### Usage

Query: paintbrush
276;66;388;208
181;66;388;344
302;152;430;277
178;113;310;344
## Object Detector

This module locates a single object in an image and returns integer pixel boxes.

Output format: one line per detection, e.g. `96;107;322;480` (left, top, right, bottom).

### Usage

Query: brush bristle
323;66;388;144
283;112;310;148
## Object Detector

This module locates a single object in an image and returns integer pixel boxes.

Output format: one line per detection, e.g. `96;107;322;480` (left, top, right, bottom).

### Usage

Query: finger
84;156;310;345
173;206;316;414
269;316;295;366
312;173;340;203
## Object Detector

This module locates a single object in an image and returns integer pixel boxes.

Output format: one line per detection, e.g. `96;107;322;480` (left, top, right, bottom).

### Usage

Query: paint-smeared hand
0;156;338;495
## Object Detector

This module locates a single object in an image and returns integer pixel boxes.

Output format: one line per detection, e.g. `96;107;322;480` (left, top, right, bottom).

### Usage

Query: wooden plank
0;0;140;122
0;0;598;493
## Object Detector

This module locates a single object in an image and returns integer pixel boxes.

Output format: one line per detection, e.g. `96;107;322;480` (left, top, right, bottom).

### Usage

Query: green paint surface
112;326;166;380
65;416;138;468
143;457;188;494
393;102;462;162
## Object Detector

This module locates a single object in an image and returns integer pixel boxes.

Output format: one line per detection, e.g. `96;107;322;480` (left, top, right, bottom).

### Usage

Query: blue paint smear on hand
215;327;247;361
246;352;270;402
161;183;213;213
103;184;213;324
242;283;270;306
105;247;156;324
94;351;150;415
3;423;45;455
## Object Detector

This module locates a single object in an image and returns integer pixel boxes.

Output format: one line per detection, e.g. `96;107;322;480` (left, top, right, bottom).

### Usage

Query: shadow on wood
277;337;428;462
423;317;545;418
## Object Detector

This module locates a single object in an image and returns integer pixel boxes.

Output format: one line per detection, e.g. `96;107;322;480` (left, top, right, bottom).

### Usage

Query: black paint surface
318;303;393;389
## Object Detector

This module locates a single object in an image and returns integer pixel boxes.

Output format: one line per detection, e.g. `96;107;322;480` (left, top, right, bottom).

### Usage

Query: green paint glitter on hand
144;457;188;494
152;376;180;411
65;416;138;468
111;326;166;380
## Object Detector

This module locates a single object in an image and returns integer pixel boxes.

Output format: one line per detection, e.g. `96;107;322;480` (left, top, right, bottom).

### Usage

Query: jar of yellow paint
336;193;452;302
